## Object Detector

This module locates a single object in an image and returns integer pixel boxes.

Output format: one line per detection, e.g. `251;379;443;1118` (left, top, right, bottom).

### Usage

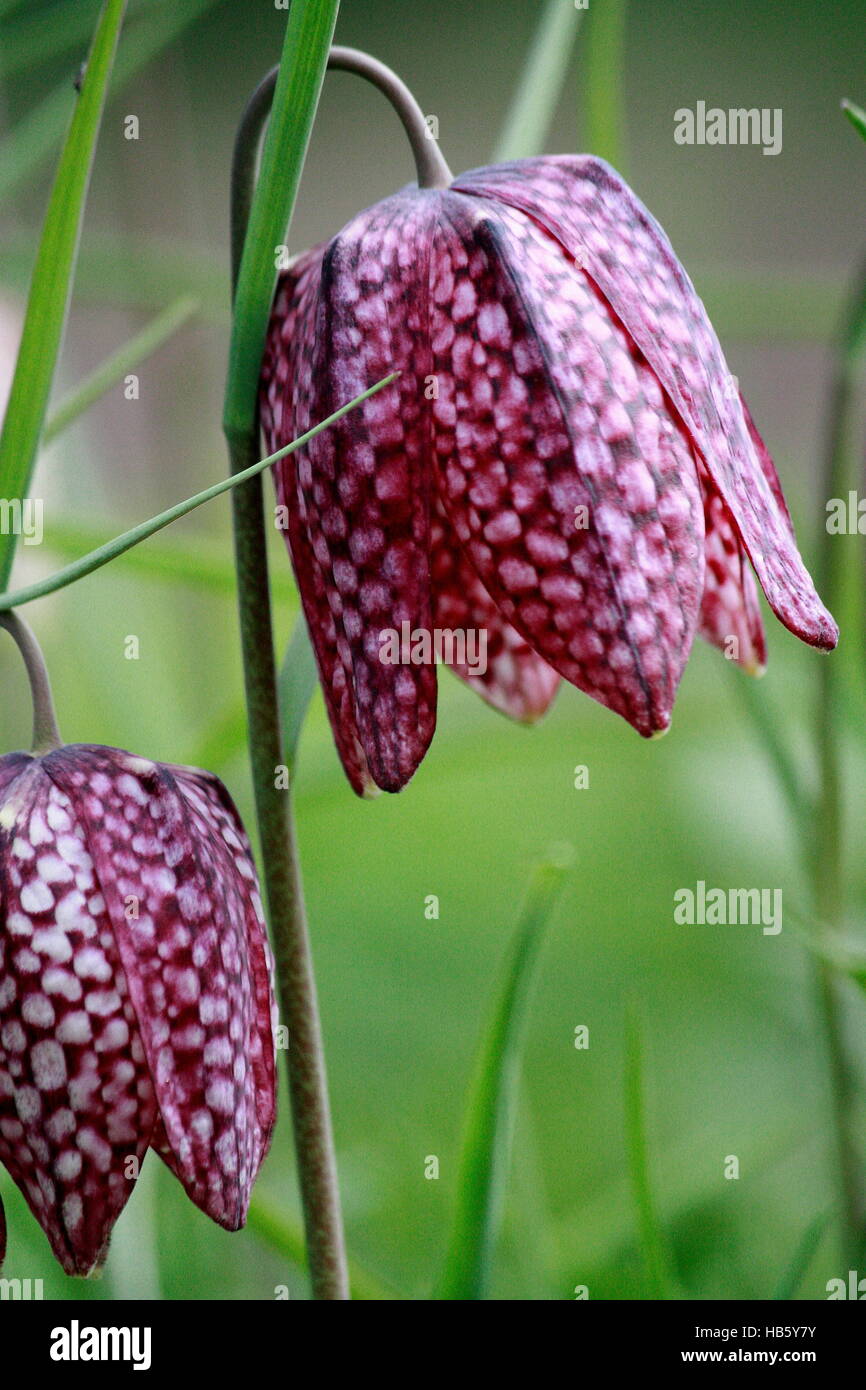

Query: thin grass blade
437;850;572;1300
42;519;297;602
0;373;396;612
584;0;628;171
0;0;217;203
493;0;585;162
773;1210;831;1300
44;295;198;443
223;0;340;442
0;0;127;591
843;99;866;143
624;1007;675;1299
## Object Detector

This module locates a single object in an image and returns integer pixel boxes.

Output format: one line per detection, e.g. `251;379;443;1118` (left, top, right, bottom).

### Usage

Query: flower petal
44;746;273;1231
699;467;767;673
262;192;443;792
430;193;705;735
0;758;155;1274
453;157;837;651
262;247;377;797
738;388;795;538
430;495;560;721
168;765;277;1146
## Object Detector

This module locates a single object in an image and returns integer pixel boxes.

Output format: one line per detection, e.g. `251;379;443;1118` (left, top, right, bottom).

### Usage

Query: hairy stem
0;611;63;754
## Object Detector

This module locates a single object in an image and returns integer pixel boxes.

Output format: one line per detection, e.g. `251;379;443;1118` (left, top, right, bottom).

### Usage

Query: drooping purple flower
259;154;837;796
0;744;277;1275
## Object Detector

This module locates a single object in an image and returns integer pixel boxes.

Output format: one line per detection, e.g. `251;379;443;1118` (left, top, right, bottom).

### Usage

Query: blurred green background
1;0;865;1300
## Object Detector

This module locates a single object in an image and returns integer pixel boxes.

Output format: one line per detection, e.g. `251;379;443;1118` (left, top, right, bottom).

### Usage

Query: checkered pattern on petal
452;157;837;652
0;756;156;1273
430;193;705;735
698;467;767;672
262;192;445;791
44;746;275;1232
430;495;560;722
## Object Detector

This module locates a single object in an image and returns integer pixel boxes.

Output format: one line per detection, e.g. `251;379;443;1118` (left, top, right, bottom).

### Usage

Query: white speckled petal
452;156;837;652
0;756;155;1274
43;746;277;1233
430;195;705;735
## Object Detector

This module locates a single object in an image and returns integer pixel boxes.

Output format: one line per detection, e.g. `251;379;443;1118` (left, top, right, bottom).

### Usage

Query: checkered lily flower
260;154;837;796
0;744;277;1275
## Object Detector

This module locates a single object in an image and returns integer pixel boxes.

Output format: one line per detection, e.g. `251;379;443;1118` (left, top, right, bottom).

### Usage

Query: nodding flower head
0;743;277;1275
260;149;836;798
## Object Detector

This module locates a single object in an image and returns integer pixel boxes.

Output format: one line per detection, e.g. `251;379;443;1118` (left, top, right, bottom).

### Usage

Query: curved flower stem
232;47;453;215
0;610;63;753
811;258;866;1267
329;46;453;188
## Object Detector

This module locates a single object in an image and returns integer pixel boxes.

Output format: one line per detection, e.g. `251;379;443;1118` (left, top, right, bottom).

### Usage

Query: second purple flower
260;154;837;796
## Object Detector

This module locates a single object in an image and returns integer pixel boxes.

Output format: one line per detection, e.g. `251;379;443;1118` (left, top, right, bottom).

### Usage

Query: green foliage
0;374;397;613
842;99;866;143
44;295;199;444
437;854;571;1300
583;0;628;171
223;0;341;443
624;1009;676;1299
493;0;586;162
773;1211;831;1300
0;0;219;202
0;0;127;590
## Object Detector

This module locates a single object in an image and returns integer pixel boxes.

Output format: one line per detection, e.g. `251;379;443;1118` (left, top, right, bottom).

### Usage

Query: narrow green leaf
842;99;866;143
0;0;127;592
773;1210;831;1300
246;1194;397;1301
0;0;217;204
278;618;318;778
42;519;297;603
44;295;199;443
493;0;585;162
437;850;572;1300
0;374;397;612
624;1008;675;1299
223;0;341;442
584;0;628;171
